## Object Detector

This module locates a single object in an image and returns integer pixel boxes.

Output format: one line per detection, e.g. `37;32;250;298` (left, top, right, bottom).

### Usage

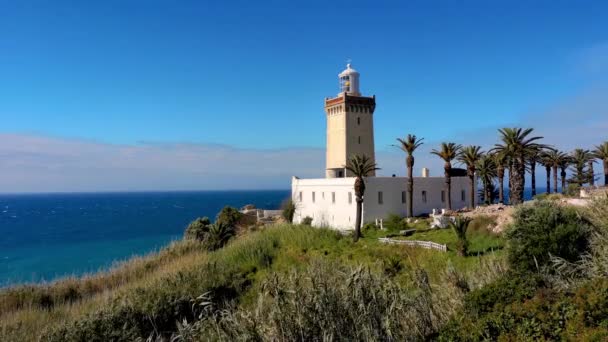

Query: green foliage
384;213;407;231
463;272;545;317
184;217;235;251
184;217;212;241
281;198;296;223
506;201;591;273
449;216;471;256
193;261;443;341
440;277;608;341
301;216;313;226
566;183;581;197
215;206;243;227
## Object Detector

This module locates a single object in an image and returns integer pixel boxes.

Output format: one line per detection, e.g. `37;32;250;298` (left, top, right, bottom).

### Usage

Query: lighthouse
324;63;376;178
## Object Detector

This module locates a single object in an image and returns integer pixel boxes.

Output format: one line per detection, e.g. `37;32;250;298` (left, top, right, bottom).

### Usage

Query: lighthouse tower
324;63;376;178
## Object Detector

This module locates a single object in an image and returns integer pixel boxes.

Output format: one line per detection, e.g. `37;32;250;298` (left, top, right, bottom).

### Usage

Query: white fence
378;237;447;252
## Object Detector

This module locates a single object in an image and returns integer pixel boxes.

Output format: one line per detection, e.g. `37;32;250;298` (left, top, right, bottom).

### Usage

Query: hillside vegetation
1;198;608;341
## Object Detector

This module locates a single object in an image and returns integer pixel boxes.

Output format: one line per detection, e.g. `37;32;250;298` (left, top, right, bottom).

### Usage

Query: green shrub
184;217;212;241
384;213;407;231
463;272;544;317
184;217;235;251
281;198;296;223
216;206;243;227
566;183;581;197
449;216;471;256
506;201;591;274
301;216;313;226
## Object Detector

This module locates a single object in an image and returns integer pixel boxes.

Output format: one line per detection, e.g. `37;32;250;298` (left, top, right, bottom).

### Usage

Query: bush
281;198;296;223
384;213;407;231
566;183;581;197
506;201;591;274
301;216;313;226
184;217;212;241
216;206;243;228
464;272;544;317
184;217;235;251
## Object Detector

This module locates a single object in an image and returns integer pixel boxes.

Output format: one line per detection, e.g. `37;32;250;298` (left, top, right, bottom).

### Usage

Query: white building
291;63;475;230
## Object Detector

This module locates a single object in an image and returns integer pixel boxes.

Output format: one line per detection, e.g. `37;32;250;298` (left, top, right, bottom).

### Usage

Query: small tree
216;206;243;227
184;217;212;241
281;198;296;223
449;216;471;256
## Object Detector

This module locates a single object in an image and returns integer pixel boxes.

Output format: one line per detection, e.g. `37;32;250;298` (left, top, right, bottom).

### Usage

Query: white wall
292;176;475;230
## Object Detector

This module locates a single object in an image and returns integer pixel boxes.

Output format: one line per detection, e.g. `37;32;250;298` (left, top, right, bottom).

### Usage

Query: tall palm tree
542;150;568;193
594;141;608;186
457;145;483;208
492;128;545;205
344;154;380;242
476;154;497;204
492;152;507;204
431;142;462;210
527;147;542;197
395;134;424;217
539;151;553;194
570;149;592;187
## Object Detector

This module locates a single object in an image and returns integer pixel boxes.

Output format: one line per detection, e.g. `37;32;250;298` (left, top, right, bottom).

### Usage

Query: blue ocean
0;190;289;287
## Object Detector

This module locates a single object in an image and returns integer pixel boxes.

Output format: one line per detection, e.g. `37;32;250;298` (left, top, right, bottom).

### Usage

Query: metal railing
378;237;447;252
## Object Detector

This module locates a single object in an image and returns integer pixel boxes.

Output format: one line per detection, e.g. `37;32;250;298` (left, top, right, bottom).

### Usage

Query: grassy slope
0;218;504;341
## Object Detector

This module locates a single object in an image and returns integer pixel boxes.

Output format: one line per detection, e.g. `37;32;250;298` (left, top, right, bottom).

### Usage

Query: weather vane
346;58;352;66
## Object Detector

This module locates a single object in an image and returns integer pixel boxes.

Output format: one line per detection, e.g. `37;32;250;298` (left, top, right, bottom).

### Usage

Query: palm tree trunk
545;166;551;194
553;166;558;193
469;174;475;208
407;156;414;218
498;167;504;204
354;197;363;242
561;169;567;193
510;158;525;205
530;161;536;197
588;161;594;186
604;160;608;186
445;163;452;210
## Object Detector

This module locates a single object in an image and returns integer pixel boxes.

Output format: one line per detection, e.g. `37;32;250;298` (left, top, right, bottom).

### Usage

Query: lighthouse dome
338;63;361;96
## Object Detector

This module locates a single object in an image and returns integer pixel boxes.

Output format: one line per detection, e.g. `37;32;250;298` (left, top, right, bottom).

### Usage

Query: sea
0;187;545;287
0;190;289;287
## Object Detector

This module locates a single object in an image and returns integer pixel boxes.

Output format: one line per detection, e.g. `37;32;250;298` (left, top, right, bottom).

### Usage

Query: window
441;191;445;203
401;191;406;203
332;192;335;204
378;191;383;204
322;192;325;199
299;191;302;202
422;191;427;203
461;190;466;201
358;136;361;144
348;192;352;204
312;192;315;203
337;170;344;177
357;117;360;125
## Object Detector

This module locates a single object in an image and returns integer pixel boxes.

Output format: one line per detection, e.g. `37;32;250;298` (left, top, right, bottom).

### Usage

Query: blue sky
1;1;607;191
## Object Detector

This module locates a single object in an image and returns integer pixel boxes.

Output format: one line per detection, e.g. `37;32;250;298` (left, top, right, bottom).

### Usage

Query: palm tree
492;128;545;205
395;134;424;217
476;154;498;204
344;154;380;242
431;142;462;210
542;150;569;193
492;152;507;204
458;145;483;209
588;158;595;186
569;149;592;187
449;216;471;256
594;141;608;186
539;151;553;194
